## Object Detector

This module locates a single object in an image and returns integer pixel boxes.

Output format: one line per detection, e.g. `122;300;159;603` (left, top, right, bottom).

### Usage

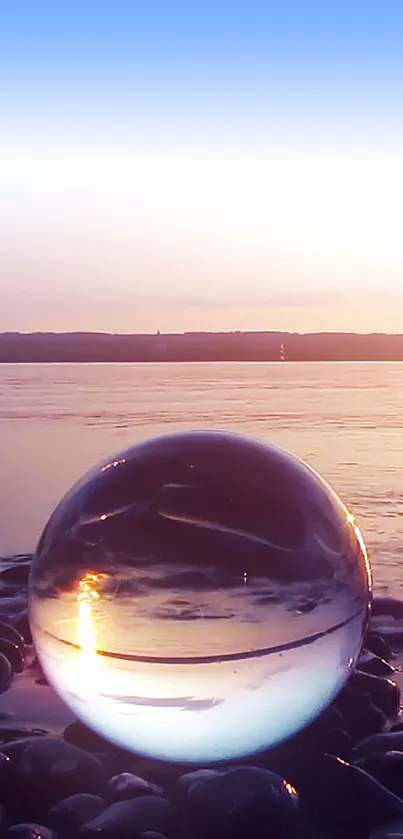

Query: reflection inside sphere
29;431;372;763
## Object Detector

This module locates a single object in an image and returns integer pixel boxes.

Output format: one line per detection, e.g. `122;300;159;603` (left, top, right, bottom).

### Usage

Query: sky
1;1;403;334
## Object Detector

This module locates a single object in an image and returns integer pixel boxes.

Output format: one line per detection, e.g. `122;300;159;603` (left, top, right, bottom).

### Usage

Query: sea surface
1;361;403;595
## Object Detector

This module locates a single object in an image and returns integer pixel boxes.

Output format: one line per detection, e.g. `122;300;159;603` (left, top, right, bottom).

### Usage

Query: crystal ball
29;431;371;764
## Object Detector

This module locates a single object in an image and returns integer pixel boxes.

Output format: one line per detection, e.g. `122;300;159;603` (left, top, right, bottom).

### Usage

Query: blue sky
1;1;403;333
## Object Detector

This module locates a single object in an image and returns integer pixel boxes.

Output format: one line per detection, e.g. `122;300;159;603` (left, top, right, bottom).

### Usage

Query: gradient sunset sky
1;1;402;334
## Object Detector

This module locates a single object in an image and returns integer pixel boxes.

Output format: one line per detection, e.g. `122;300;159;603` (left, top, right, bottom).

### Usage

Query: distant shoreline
2;330;403;362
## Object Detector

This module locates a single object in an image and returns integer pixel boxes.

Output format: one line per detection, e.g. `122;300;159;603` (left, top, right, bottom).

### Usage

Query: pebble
0;622;25;649
79;795;183;839
0;727;49;744
63;722;112;753
47;793;107;837
364;632;392;661
0;638;25;673
373;622;403;645
4;825;55;839
2;736;108;817
356;732;403;758
334;686;387;740
12;612;32;644
140;833;169;839
176;769;223;796
350;671;401;718
297;753;403;835
372;598;403;619
356;752;403;799
182;766;305;837
107;773;163;802
0;565;30;585
359;649;396;677
0;652;13;695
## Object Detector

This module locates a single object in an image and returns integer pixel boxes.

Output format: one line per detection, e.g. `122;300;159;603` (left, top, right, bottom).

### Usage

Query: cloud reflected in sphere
29;431;372;763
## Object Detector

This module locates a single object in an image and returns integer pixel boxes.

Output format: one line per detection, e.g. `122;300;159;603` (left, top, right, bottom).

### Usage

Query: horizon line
3;329;403;338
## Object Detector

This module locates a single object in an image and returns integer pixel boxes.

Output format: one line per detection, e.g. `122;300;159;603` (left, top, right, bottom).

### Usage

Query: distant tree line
1;330;403;362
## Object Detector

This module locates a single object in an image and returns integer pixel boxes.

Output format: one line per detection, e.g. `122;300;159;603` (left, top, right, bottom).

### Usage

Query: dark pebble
0;564;30;584
371;833;403;838
356;751;403;799
350;671;401;718
0;584;25;598
47;794;107;838
356;731;403;758
0;728;49;745
0;622;25;650
297;753;403;835
12;613;32;644
79;796;183;839
4;825;55;839
365;632;392;660
107;773;163;803
63;722;110;753
176;769;222;796
373;597;403;619
241;721;353;788
2;737;108;817
183;766;304;838
224;787;309;839
140;834;169;839
0;652;13;695
333;686;387;740
359;649;396;677
129;757;183;792
0;639;24;674
0;751;12;774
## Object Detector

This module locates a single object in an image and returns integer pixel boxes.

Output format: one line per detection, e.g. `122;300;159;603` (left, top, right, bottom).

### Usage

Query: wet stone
183;766;303;838
356;751;403;800
296;753;403;836
0;622;25;650
0;564;30;585
4;825;55;839
0;652;13;695
364;632;392;661
129;757;184;791
79;796;183;839
107;773;163;803
356;732;403;758
0;639;25;673
0;724;49;757
350;671;401;719
12;613;32;644
2;737;108;816
358;649;395;677
63;722;111;754
373;622;403;646
0;597;28;621
372;598;403;619
47;794;107;838
176;770;223;797
140;833;169;839
334;687;387;741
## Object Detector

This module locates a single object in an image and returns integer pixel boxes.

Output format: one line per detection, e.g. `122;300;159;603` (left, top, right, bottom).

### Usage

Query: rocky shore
1;556;403;838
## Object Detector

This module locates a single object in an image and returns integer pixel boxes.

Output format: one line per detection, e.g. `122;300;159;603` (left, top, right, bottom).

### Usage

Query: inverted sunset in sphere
29;431;371;763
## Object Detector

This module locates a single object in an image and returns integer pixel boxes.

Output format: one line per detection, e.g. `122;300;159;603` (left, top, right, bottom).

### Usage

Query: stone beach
1;556;403;838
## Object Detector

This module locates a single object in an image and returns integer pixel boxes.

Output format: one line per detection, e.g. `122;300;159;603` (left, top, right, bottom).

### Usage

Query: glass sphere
29;431;371;764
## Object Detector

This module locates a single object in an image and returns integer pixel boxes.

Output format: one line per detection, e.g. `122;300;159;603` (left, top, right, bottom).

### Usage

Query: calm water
1;361;403;594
